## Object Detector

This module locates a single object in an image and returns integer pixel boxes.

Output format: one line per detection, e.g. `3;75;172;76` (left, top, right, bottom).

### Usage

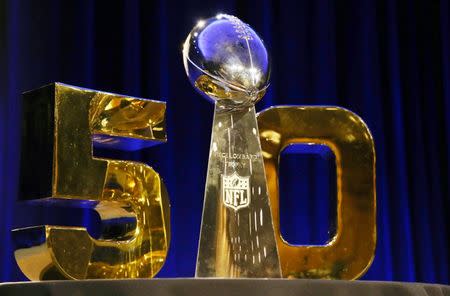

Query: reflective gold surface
258;106;376;280
195;105;281;278
14;83;170;280
185;14;281;278
194;75;266;108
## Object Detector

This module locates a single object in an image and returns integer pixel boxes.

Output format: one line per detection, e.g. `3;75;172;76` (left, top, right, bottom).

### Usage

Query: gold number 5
13;83;170;280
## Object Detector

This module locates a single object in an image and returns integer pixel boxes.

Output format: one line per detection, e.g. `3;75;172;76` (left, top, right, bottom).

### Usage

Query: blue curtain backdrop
0;0;449;284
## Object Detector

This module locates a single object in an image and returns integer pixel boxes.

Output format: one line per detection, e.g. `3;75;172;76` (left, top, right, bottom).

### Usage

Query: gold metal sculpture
258;106;376;280
13;83;170;280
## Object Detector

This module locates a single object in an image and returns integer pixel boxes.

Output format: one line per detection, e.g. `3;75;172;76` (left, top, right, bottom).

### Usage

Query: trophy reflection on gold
183;14;281;278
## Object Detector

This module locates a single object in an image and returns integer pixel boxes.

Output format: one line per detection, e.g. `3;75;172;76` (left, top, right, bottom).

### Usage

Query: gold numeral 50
13;84;375;281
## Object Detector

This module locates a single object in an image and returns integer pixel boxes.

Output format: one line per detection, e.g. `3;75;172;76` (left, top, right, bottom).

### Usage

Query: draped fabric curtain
0;0;448;283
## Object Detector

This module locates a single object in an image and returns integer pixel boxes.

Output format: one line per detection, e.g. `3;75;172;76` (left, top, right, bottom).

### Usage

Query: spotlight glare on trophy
183;14;281;278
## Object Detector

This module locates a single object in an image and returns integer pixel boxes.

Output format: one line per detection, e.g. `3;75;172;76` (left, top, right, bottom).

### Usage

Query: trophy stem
196;104;281;278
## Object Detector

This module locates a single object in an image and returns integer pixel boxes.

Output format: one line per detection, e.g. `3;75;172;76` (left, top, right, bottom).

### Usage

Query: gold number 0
13;83;170;280
258;106;376;280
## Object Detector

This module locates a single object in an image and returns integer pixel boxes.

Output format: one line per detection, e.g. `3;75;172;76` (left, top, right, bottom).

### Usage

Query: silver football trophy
183;14;281;277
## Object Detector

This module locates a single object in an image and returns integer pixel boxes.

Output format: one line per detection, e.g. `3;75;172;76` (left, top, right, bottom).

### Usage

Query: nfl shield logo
222;172;251;211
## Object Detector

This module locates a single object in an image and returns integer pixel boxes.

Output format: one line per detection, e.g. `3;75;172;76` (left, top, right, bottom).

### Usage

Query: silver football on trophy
182;14;270;107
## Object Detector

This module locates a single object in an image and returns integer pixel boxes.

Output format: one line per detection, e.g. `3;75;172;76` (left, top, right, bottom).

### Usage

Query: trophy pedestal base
0;279;448;296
